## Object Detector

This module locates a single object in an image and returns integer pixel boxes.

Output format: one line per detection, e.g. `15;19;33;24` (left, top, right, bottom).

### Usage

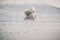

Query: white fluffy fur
24;7;36;20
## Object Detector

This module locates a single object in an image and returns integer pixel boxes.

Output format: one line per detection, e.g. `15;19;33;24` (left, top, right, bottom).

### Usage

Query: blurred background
0;0;60;40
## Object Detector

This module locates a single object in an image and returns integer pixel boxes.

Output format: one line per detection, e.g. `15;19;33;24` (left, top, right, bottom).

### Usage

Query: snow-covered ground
0;4;60;40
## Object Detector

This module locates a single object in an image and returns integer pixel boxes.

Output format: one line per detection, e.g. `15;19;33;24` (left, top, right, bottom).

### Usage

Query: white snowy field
0;4;60;40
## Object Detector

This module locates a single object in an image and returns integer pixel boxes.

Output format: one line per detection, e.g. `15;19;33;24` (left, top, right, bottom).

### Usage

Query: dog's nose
26;13;29;16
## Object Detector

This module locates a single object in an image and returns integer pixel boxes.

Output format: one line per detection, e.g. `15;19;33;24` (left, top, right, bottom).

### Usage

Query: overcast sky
0;0;60;8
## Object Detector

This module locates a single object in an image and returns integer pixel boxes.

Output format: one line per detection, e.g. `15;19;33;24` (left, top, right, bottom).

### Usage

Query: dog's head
24;8;36;20
25;9;33;17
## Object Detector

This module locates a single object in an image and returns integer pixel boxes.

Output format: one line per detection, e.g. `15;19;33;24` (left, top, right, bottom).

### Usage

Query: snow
0;4;60;40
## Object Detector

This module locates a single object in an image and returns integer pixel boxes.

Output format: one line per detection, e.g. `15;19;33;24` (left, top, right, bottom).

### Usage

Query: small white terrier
24;7;36;20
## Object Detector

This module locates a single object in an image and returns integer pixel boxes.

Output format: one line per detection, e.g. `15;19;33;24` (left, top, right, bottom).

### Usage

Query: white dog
24;7;36;20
